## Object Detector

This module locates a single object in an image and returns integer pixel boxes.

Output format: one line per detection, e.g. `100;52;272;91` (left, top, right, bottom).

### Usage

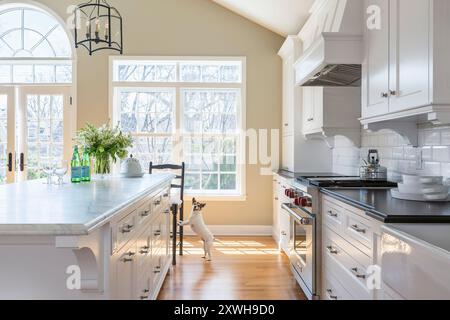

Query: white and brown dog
179;198;214;261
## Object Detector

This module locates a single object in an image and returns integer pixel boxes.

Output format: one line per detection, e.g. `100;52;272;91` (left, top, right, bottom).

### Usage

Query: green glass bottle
81;148;91;182
71;146;82;183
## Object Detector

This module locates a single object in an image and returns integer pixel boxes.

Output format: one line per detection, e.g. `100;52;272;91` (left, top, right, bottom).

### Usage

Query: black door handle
20;153;24;172
7;153;12;172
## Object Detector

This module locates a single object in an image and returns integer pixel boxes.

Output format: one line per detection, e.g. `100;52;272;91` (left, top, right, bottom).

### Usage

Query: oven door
283;204;316;299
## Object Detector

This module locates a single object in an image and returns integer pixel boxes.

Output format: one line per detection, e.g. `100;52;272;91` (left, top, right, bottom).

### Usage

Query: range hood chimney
295;0;364;87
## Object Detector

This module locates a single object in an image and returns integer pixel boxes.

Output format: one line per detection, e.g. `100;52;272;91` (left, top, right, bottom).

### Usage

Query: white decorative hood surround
294;0;364;87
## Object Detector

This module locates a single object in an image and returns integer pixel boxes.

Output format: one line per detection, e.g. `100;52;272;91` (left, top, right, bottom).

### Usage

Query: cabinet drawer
115;211;137;252
344;210;373;255
323;227;371;289
323;268;353;300
322;199;345;234
135;199;152;227
323;246;372;300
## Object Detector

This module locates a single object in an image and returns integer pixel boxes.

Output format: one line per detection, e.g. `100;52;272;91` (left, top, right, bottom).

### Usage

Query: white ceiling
212;0;315;36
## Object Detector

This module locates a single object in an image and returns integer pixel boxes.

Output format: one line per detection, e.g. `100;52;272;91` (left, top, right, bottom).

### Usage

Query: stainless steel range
282;173;397;300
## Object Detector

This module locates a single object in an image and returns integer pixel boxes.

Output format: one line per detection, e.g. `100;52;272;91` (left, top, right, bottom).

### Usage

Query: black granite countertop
321;188;450;223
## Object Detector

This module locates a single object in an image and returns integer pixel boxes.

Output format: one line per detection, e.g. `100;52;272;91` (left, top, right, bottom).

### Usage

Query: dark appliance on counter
282;173;397;300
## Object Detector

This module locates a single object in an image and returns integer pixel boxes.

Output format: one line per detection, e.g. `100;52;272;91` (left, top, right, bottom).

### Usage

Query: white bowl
424;193;449;201
420;176;443;185
402;174;421;185
398;183;423;195
402;174;443;185
422;185;449;195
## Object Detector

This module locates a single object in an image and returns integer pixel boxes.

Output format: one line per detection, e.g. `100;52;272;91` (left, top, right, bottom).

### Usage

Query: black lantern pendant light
74;0;123;55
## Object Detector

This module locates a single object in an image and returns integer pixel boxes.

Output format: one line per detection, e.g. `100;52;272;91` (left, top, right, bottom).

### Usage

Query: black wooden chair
149;162;185;265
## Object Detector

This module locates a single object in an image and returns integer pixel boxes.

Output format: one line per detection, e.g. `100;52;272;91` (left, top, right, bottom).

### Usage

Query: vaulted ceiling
212;0;315;36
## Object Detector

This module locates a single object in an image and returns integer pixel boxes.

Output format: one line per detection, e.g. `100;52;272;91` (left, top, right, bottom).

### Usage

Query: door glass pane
0;95;7;184
26;94;64;180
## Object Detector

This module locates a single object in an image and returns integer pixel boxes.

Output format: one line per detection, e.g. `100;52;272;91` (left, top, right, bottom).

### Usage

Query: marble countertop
0;173;174;236
322;188;450;223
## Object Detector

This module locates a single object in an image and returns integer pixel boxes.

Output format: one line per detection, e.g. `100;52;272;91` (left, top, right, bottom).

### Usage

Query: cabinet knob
390;90;397;96
140;210;150;217
351;267;366;279
326;289;338;300
350;224;366;234
284;123;289;127
327;210;338;218
121;224;134;233
326;245;338;255
381;92;389;98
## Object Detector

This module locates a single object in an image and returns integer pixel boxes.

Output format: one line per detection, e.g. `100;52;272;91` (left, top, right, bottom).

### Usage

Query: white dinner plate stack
391;174;450;202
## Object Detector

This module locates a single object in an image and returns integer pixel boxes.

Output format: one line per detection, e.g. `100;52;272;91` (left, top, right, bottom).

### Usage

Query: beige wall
36;0;283;226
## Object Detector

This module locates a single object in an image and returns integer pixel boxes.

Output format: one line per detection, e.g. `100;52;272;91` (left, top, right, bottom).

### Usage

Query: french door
0;87;14;184
0;86;72;183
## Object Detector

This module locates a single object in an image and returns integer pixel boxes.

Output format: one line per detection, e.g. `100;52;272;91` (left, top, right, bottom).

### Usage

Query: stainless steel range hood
295;0;363;87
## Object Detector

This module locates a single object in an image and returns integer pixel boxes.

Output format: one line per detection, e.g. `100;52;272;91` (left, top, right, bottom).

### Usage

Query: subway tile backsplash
332;127;450;181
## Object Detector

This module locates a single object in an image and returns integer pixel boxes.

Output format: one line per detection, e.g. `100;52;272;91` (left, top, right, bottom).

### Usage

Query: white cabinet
114;241;137;300
302;87;323;133
381;224;450;300
302;87;361;146
278;35;334;172
282;135;294;172
388;0;430;113
362;0;390;118
321;195;382;300
272;175;280;241
362;0;450;129
279;205;291;255
111;189;172;300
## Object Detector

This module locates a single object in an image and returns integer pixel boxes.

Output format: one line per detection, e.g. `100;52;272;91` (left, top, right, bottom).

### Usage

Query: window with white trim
111;57;246;197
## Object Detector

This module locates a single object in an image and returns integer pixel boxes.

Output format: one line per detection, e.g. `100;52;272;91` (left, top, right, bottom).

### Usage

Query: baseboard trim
182;225;272;236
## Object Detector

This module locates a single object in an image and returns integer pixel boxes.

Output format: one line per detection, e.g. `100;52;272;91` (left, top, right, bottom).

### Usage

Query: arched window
0;3;73;84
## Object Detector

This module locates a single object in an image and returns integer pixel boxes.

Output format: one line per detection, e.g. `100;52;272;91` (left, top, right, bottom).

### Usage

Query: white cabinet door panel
362;0;390;118
389;0;430;112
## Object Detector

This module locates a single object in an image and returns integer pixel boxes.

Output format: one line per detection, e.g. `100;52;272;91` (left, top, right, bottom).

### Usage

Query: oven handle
282;203;314;222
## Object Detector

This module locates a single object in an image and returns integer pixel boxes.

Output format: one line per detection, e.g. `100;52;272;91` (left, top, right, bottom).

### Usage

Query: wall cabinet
302;87;361;146
278;36;333;172
362;0;450;130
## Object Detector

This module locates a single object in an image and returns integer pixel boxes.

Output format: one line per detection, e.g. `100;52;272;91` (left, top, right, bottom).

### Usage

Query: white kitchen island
0;173;174;300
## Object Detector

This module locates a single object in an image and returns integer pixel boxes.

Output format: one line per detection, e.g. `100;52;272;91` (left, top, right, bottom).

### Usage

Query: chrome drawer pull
164;209;170;214
139;246;149;254
140;296;148;300
281;231;287;236
163;193;169;198
351;267;366;279
121;252;135;263
121;224;134;233
327;210;338;218
154;200;161;206
326;245;338;255
326;289;338;300
154;266;161;274
140;210;150;217
351;224;366;234
154;230;162;236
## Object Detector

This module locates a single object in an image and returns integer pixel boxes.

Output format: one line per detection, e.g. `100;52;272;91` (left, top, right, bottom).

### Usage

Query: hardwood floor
158;236;306;300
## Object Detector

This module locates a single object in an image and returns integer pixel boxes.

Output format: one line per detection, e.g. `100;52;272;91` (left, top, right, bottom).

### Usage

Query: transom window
0;4;73;84
111;57;246;197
